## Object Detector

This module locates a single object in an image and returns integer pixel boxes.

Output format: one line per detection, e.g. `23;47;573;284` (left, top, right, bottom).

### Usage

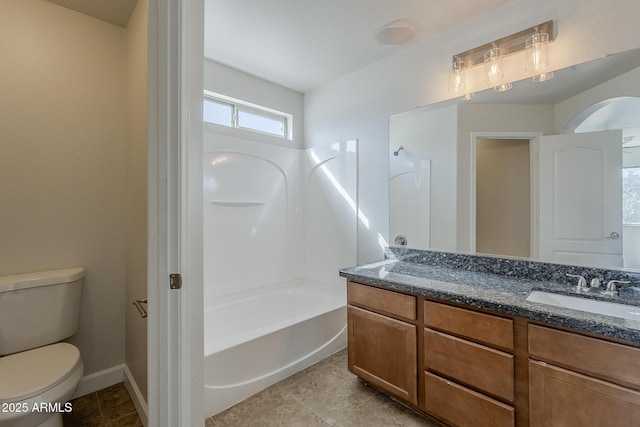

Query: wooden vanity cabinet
528;324;640;427
347;281;418;405
423;301;516;427
346;280;640;427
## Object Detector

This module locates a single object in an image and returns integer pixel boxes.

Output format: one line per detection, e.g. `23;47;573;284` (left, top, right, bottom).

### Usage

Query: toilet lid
0;343;82;402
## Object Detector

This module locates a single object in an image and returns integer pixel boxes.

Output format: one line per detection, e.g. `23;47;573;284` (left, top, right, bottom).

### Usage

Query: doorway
470;131;541;258
476;138;531;258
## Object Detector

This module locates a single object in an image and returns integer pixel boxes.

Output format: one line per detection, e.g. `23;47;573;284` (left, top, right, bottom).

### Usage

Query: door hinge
169;273;182;290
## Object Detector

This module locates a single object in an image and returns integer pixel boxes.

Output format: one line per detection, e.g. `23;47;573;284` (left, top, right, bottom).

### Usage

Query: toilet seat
0;343;82;403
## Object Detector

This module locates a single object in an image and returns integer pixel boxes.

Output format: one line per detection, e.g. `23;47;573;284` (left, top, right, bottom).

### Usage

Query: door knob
604;232;620;240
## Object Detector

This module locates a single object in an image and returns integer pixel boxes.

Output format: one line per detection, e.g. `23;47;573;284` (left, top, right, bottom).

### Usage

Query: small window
237;106;286;137
203;91;292;140
203;98;233;127
623;167;640;224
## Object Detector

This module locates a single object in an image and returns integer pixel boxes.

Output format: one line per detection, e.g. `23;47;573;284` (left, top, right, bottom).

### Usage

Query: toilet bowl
0;268;85;427
0;343;84;427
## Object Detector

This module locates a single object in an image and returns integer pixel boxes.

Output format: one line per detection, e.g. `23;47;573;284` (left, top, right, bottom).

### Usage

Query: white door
148;0;204;426
538;130;623;267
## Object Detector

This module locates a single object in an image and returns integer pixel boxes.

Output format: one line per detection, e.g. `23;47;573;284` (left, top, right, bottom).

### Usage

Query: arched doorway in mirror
567;96;640;271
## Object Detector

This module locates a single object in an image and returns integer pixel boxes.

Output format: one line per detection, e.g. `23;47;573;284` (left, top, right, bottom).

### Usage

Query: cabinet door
348;305;417;404
530;360;640;427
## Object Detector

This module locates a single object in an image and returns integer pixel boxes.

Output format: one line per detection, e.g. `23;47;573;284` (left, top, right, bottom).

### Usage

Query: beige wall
125;0;148;401
476;139;530;258
0;0;126;375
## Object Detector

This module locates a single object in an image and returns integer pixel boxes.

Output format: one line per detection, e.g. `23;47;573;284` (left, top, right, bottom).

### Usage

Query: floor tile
97;383;138;423
283;364;377;426
323;348;349;372
64;382;142;427
334;392;439;427
107;411;145;427
210;387;288;426
206;348;442;427
62;393;104;427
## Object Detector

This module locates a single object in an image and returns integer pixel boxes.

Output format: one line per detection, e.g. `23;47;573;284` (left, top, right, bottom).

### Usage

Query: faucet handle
567;274;588;291
590;278;601;288
605;280;631;296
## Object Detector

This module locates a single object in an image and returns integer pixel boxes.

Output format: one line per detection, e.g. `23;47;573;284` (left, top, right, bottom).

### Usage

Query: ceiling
47;0;138;28
204;0;517;93
47;0;520;92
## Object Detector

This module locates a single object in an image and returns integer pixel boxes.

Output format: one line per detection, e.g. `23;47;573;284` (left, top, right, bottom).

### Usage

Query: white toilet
0;268;85;427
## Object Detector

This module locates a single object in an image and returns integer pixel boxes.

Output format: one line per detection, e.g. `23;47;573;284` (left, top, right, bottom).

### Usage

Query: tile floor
63;382;143;427
206;348;442;427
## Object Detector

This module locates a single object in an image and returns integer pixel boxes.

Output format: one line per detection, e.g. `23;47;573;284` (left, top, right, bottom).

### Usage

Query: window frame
623;165;640;225
203;90;293;140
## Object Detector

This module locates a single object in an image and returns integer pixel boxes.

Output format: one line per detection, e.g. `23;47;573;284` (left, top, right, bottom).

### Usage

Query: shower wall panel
203;134;303;299
203;132;358;298
303;140;358;287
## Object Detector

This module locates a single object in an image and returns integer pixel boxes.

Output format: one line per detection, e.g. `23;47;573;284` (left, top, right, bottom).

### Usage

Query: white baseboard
72;364;125;399
71;363;148;426
124;365;149;427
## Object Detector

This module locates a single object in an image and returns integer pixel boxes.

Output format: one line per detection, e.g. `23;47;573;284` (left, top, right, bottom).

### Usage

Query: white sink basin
526;291;640;321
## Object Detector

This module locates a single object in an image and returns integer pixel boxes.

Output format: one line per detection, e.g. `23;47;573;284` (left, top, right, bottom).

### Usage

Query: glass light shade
525;32;550;72
493;82;512;92
449;58;466;92
484;47;506;83
532;71;554;82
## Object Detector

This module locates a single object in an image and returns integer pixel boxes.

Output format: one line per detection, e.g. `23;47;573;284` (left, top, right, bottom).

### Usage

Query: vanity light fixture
484;43;506;84
493;82;512;92
531;72;554;82
449;56;467;93
449;56;477;100
484;44;512;92
526;26;554;81
450;20;554;93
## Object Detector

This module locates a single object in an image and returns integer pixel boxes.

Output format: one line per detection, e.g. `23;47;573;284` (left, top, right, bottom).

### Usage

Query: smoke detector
374;19;416;45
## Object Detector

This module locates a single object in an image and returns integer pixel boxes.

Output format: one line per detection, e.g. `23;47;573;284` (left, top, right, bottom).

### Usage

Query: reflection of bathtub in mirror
388;48;640;271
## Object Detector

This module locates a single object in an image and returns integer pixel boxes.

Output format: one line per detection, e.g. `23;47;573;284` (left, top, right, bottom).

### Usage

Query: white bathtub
203;279;347;418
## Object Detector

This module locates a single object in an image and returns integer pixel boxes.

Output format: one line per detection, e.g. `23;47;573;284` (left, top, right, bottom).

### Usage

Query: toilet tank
0;267;84;356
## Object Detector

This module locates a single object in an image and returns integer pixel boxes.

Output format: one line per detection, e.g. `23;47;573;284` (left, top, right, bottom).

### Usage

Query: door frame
469;131;542;258
148;0;204;425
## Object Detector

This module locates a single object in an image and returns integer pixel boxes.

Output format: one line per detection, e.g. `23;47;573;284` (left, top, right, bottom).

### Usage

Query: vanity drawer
425;371;515;427
424;328;514;402
348;281;416;321
424;300;513;349
529;324;640;388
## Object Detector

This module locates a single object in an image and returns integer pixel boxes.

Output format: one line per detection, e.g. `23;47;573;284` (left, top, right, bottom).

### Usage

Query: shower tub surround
341;247;640;344
202;133;358;418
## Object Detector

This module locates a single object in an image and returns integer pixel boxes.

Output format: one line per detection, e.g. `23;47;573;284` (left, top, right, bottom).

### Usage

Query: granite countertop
340;254;640;345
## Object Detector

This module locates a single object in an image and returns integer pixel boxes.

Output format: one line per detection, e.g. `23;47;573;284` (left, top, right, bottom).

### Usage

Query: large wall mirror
389;48;640;270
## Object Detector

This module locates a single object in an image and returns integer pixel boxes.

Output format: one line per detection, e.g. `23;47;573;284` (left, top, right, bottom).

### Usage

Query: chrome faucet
604;280;630;297
587;278;604;294
567;274;588;292
566;274;630;297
